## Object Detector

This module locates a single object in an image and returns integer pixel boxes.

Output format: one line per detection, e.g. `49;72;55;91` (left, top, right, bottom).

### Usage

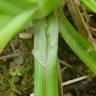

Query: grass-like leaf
0;9;37;53
0;0;59;53
60;12;96;75
80;0;96;13
0;0;37;53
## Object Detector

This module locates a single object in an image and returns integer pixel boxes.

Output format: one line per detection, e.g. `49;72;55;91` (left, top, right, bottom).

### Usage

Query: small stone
19;32;32;39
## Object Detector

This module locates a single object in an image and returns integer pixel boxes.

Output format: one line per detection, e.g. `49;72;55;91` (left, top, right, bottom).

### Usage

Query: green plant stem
34;19;47;96
46;15;59;96
34;14;59;96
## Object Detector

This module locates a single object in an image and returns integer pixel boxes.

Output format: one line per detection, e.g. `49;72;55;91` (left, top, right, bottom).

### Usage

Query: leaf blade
60;12;96;75
80;0;96;12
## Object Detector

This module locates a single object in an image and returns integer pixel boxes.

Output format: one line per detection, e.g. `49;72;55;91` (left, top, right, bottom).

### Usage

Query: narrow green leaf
80;0;96;12
0;0;37;53
0;9;37;53
0;0;59;53
60;12;96;75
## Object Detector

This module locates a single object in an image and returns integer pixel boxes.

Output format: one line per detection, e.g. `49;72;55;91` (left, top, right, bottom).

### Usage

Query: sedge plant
0;0;96;96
